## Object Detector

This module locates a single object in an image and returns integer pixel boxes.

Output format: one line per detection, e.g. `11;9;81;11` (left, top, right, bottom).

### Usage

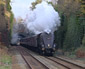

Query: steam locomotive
18;32;56;55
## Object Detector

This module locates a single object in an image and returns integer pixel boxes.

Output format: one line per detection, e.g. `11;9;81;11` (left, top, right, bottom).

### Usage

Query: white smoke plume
25;1;60;35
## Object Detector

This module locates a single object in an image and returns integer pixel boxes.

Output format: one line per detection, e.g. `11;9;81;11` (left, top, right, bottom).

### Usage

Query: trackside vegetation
54;0;85;57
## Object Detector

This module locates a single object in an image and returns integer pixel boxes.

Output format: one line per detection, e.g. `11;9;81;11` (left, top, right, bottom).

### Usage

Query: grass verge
0;44;12;69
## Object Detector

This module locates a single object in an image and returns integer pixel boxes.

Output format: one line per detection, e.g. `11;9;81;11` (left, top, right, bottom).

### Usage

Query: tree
54;0;85;52
31;0;42;10
57;0;81;16
63;15;81;51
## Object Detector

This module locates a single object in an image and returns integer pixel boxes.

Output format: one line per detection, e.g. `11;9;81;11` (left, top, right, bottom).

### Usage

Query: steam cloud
25;1;60;34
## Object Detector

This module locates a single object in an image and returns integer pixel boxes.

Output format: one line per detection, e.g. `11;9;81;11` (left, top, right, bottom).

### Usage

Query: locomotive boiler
19;32;56;55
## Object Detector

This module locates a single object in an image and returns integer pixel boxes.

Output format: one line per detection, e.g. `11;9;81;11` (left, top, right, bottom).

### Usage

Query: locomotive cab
38;32;56;54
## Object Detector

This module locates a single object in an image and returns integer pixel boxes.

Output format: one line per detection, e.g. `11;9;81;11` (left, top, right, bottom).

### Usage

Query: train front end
39;32;56;54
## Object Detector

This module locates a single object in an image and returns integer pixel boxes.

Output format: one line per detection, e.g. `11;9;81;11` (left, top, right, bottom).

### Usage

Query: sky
10;0;36;19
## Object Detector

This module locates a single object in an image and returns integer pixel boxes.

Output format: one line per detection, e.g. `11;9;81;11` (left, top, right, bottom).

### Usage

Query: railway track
17;46;49;69
16;46;85;69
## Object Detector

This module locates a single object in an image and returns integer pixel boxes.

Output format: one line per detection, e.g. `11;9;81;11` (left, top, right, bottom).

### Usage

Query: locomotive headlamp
48;44;50;47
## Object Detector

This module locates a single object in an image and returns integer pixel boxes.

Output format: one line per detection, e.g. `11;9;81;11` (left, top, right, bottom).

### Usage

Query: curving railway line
15;46;85;69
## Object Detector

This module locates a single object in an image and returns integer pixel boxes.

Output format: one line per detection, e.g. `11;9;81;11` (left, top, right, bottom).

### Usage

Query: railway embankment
0;1;13;68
